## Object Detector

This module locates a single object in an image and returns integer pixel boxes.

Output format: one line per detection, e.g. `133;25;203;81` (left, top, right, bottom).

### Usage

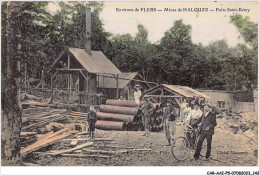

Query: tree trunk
1;2;22;166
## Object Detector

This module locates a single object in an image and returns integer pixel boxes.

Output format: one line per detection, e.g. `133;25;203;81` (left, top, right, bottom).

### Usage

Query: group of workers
163;98;217;160
86;84;217;161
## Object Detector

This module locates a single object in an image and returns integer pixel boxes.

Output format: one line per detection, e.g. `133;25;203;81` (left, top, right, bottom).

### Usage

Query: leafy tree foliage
7;2;257;92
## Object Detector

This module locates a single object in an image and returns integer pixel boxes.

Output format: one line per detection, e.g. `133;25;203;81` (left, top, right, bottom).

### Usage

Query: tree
1;2;23;166
159;19;206;87
230;14;258;90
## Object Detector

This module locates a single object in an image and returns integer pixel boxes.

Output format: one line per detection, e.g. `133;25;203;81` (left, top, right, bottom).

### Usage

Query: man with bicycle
193;104;217;160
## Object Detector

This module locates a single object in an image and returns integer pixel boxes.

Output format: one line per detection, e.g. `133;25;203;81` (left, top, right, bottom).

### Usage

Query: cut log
62;138;112;142
38;128;68;141
20;132;37;136
70;140;78;146
22;162;39;166
95;145;151;151
83;148;128;155
21;129;75;156
49;142;94;156
22;115;67;131
21;93;42;102
22;107;50;115
58;153;110;158
73;150;82;153
45;122;65;132
71;111;88;115
95;145;138;149
131;148;151;151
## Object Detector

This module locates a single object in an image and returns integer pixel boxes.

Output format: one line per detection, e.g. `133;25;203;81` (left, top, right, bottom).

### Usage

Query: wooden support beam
160;87;164;102
68;53;70;69
116;74;119;99
112;74;119;99
174;97;181;107
100;74;158;87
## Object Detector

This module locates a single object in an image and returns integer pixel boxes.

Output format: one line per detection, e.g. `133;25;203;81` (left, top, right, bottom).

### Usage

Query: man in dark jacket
87;105;97;139
163;100;178;146
193;104;217;160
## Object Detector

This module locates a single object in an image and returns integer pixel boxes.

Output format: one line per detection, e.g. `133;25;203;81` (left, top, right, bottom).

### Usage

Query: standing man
87;105;97;139
194;104;217;160
163;100;178;146
141;97;155;136
134;84;142;105
186;101;203;148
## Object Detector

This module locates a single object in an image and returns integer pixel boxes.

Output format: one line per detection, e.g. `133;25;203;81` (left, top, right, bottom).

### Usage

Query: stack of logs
96;99;163;132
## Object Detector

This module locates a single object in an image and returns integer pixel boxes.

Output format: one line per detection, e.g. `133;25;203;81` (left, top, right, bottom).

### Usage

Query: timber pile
22;107;69;132
32;135;151;160
20;132;37;146
21;128;78;156
96;99;163;131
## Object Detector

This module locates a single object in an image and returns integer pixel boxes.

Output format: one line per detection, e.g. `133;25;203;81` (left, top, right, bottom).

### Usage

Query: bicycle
171;122;207;161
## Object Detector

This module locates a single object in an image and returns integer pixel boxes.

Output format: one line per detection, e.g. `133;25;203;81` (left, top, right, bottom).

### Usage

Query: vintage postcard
1;1;259;175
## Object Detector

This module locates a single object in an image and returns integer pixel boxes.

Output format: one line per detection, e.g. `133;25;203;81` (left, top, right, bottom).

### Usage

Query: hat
193;101;200;106
134;84;141;88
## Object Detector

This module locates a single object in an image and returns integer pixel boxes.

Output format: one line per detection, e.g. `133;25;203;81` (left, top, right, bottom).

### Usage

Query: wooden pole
160;87;164;102
116;74;119;99
41;70;44;98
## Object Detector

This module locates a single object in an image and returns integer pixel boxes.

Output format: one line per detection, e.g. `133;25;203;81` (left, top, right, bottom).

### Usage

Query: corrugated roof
98;72;139;89
163;84;210;99
68;48;121;74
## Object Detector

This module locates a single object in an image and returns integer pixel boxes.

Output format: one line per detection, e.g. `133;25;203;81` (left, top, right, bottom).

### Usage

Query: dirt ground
26;127;258;166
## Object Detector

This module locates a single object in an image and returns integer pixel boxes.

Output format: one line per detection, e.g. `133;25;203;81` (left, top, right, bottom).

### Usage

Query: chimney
85;8;91;54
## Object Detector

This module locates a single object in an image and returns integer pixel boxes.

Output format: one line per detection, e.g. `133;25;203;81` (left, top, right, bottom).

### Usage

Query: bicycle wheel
171;137;191;161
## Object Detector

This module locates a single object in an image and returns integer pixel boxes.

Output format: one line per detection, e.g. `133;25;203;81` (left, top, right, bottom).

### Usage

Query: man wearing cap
163;100;178;146
186;101;203;148
134;85;142;105
141;97;155;136
194;104;217;160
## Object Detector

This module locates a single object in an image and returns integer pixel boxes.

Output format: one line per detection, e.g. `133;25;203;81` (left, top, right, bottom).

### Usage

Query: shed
98;72;152;99
141;84;210;106
50;47;122;104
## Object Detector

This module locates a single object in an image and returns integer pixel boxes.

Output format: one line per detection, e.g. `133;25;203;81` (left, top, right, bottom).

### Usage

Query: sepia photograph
1;0;259;175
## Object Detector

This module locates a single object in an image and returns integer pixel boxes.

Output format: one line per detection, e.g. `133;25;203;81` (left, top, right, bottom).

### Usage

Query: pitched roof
163;84;210;99
52;48;121;74
143;84;210;99
98;72;140;89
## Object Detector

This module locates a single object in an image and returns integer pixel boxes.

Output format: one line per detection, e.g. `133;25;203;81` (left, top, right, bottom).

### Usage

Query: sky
47;1;258;47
